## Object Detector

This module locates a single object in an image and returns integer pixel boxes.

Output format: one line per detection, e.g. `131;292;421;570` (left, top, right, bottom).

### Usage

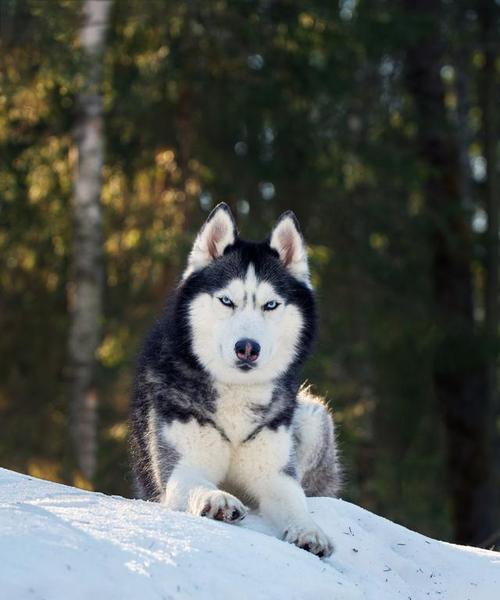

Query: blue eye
263;300;280;311
219;295;235;308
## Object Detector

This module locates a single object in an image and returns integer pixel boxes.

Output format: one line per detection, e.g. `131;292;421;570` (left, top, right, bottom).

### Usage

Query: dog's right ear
183;203;237;279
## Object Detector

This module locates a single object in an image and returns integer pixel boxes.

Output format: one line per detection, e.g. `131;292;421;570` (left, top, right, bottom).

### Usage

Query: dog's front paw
190;489;248;524
283;523;334;558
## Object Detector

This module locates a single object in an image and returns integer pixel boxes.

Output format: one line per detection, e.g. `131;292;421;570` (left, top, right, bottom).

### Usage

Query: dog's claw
191;490;248;524
283;524;334;558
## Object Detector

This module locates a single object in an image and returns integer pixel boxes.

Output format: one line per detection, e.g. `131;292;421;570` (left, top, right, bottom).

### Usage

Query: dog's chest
213;382;273;444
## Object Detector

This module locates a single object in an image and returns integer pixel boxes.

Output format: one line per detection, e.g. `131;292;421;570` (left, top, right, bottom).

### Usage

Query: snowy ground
0;468;498;599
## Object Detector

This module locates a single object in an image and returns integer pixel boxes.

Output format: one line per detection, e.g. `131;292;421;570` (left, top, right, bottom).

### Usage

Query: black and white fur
130;203;341;557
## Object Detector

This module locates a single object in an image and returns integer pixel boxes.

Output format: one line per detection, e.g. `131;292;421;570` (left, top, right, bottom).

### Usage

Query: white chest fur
213;382;273;445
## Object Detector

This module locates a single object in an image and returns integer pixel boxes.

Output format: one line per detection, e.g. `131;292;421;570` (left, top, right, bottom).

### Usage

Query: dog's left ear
183;202;238;278
269;211;310;286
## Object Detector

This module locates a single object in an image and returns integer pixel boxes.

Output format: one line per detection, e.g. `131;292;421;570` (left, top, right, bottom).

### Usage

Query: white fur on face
188;265;304;384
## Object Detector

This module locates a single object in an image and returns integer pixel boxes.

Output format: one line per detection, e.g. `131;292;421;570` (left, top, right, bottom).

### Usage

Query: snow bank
0;468;498;599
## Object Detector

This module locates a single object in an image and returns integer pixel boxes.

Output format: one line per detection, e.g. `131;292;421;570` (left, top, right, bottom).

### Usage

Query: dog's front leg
232;426;333;557
161;419;248;523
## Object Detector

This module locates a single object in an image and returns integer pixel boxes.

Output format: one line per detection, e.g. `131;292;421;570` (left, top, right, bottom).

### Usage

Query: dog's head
179;203;316;384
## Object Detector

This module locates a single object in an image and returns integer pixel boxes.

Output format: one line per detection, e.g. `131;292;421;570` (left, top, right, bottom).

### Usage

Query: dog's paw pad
283;524;334;558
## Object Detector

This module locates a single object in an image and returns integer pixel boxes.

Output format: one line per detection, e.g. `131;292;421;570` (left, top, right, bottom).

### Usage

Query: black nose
235;338;261;362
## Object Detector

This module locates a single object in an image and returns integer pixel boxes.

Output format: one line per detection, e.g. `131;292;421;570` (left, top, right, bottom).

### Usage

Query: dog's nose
235;338;260;362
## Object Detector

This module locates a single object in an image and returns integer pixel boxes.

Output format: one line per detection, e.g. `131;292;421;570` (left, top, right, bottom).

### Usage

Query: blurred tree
68;0;112;482
403;0;491;546
478;0;500;535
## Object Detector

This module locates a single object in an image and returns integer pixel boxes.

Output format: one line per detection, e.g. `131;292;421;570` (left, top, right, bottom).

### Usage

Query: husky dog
130;203;340;557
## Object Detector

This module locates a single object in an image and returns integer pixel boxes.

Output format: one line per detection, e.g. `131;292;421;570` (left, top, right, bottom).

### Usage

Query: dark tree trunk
479;0;500;542
68;0;112;482
403;0;493;545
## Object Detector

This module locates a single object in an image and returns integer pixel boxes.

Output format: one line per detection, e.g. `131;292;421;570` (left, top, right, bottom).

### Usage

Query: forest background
0;0;499;549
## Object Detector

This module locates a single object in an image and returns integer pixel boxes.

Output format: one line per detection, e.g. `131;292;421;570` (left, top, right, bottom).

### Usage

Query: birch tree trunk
68;0;112;482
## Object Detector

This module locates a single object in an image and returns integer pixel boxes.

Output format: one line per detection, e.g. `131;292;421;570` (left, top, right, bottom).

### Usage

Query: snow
0;468;498;600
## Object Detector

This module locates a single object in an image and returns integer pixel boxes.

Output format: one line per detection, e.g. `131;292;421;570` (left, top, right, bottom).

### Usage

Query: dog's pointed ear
269;211;310;286
183;203;237;278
